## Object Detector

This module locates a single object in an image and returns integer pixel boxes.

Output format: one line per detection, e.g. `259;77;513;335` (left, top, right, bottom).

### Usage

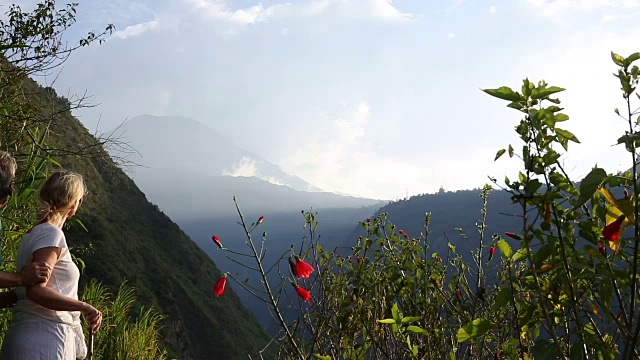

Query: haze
21;0;640;199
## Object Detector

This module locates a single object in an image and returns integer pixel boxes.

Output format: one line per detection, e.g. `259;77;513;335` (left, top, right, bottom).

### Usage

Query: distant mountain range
112;114;323;192
110;115;383;219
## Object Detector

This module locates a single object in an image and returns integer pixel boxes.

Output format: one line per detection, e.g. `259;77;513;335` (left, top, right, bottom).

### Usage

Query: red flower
598;243;606;256
213;275;227;297
294;284;311;302
435;255;442;262
603;215;625;242
212;235;223;249
488;247;496;261
504;232;522;240
398;229;409;239
257;215;265;225
294;258;315;279
366;218;371;223
455;291;462;301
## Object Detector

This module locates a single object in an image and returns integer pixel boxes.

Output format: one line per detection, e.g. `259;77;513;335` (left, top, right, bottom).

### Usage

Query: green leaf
507;101;525;111
314;354;332;360
512;248;527;262
495;149;506;161
482;86;524;102
612;51;625;66
377;318;396;324
555;128;580;143
493;287;513;311
401;316;421;324
625;52;640;66
575;167;607;208
456;318;494;342
531;86;565;100
532;339;559;359
497;238;513;258
391;303;401;322
406;325;428;335
508;144;514;157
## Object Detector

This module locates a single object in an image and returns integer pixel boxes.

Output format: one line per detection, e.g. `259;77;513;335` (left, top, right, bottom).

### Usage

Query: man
0;151;50;306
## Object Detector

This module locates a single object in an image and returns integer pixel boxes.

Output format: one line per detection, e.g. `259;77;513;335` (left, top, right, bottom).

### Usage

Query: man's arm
0;260;51;288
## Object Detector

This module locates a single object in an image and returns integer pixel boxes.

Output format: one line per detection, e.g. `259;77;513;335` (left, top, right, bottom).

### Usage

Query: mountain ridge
111;114;325;193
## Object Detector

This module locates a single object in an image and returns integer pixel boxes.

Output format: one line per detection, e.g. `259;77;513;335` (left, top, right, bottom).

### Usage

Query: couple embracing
0;151;102;359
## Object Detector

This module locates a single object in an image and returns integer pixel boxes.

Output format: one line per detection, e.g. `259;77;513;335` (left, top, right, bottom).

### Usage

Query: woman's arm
26;247;102;332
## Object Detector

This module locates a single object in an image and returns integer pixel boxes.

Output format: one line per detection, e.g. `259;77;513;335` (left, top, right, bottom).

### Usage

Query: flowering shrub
210;50;640;360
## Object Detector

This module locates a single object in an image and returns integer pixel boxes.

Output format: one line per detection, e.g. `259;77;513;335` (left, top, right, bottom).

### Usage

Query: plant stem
233;198;305;359
625;92;640;360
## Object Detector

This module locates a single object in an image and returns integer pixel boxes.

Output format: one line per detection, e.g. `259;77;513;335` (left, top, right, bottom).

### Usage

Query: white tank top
14;223;81;325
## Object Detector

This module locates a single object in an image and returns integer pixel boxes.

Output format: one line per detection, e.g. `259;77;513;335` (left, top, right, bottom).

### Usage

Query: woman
1;170;102;360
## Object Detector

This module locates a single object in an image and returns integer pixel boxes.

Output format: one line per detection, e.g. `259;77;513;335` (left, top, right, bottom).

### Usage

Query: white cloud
602;13;637;21
333;103;369;143
278;102;515;199
183;0;413;24
527;0;640;17
223;157;258;177
446;0;467;12
280;102;520;199
447;32;456;39
489;5;497;14
113;20;159;39
184;0;273;25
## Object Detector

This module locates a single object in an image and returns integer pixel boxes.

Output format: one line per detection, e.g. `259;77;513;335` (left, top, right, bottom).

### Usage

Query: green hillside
16;72;274;359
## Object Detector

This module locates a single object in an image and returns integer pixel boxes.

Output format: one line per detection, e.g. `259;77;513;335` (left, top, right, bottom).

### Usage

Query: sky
10;0;640;200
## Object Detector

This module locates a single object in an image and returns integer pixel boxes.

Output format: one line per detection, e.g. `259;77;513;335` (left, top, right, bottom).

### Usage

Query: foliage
81;280;167;360
213;50;640;359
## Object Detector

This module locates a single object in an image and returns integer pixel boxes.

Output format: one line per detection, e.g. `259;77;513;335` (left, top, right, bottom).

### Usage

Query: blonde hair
37;170;87;223
0;151;17;200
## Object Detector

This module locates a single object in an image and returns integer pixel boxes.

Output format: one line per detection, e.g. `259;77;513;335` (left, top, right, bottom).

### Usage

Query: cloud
183;0;413;24
446;0;467;12
489;5;497;14
184;0;274;25
280;102;520;199
447;32;456;39
602;13;638;21
526;0;640;17
113;20;159;39
278;102;515;199
223;157;258;177
333;103;369;143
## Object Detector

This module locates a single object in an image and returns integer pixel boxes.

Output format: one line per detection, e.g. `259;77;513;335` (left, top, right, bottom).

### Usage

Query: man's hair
0;151;17;200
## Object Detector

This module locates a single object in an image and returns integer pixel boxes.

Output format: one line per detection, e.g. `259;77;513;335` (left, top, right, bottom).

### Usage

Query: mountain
346;188;521;260
21;77;273;359
111;114;323;193
132;167;382;220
